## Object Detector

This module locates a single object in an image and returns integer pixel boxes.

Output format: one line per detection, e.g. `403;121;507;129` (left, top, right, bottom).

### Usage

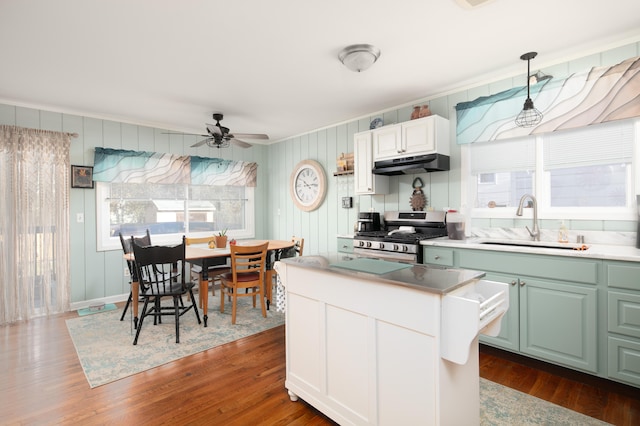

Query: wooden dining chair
131;236;201;345
119;230;152;322
219;242;269;324
185;236;231;304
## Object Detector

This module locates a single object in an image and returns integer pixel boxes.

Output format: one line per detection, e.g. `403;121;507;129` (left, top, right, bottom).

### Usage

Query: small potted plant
214;229;228;249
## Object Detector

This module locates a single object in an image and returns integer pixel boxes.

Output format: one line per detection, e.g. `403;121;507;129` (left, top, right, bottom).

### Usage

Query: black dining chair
119;230;152;322
131;236;201;345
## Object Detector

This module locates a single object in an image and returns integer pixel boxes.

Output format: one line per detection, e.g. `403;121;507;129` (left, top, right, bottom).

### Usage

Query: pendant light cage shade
339;44;381;72
515;102;543;127
515;51;543;128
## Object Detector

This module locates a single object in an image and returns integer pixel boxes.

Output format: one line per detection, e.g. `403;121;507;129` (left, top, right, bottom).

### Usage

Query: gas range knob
378;242;385;249
402;245;409;252
393;244;399;251
366;241;372;248
358;241;365;247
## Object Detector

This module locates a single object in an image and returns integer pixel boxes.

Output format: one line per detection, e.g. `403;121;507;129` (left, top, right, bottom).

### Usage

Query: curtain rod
0;125;78;138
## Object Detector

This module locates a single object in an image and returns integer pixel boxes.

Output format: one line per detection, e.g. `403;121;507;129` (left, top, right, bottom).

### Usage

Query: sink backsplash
470;227;637;247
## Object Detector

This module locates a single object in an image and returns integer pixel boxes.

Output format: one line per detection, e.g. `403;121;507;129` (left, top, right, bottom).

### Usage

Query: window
464;119;637;220
469;137;536;210
96;182;255;251
544;121;633;209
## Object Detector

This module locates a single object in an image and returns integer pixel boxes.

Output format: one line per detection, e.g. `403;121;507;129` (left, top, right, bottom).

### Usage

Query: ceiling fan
168;113;269;149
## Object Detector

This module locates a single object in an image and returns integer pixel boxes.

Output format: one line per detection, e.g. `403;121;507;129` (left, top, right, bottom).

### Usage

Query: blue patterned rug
66;295;284;388
479;378;610;425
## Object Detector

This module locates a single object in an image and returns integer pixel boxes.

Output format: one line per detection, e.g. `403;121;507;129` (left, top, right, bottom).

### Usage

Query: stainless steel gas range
353;211;447;262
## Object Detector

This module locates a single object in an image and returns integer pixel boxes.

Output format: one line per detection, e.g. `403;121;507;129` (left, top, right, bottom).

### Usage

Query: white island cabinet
274;255;508;426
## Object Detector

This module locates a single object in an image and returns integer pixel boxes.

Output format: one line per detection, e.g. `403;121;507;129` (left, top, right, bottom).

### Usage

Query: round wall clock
290;159;327;212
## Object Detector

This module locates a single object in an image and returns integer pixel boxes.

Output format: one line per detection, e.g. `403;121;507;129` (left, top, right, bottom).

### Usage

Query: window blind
470;136;536;174
544;120;633;169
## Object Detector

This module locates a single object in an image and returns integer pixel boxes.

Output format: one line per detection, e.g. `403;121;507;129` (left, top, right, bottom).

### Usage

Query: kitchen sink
477;239;589;251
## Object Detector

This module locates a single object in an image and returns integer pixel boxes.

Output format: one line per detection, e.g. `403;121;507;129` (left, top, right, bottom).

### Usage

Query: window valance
93;148;257;187
455;55;640;144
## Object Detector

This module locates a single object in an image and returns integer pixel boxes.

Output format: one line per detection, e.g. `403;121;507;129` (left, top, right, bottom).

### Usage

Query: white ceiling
1;0;639;144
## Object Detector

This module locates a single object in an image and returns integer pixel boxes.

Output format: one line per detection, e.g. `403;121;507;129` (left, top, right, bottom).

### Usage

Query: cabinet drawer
608;336;640;387
337;237;354;254
458;249;599;284
606;262;640;291
609;291;640;338
423;247;454;267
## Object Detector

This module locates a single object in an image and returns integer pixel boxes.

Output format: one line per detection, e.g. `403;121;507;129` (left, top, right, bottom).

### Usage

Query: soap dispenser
558;220;569;243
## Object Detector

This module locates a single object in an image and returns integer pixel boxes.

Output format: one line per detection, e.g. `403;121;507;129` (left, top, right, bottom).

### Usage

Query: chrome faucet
516;194;540;241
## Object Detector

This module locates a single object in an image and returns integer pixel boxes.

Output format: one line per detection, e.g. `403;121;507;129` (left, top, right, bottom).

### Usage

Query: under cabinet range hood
372;153;450;175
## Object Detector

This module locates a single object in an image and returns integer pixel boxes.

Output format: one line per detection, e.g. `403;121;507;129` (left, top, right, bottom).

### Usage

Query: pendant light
515;52;543;128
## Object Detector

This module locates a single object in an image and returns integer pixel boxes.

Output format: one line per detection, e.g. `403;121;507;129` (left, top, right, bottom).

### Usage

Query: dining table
126;239;295;328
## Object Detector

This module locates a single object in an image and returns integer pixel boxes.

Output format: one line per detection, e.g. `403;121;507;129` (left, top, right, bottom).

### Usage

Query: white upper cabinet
354;131;389;195
373;115;450;161
372;125;402;160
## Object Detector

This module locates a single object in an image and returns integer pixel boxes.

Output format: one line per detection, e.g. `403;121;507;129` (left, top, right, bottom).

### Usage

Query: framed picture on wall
71;165;94;189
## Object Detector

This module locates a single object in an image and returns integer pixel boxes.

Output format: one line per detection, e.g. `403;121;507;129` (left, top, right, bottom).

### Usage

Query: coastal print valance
191;156;257;187
455;55;640;144
93;148;190;184
93;148;257;187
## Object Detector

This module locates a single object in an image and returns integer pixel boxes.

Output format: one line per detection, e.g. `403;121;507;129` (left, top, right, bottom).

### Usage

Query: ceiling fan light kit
338;44;381;72
165;113;269;149
515;51;544;128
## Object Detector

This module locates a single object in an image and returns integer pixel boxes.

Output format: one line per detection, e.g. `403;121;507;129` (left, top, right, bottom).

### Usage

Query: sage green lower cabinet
519;277;597;373
337;237;354;254
477;272;520;352
606;260;640;387
421;246;640;387
448;249;600;374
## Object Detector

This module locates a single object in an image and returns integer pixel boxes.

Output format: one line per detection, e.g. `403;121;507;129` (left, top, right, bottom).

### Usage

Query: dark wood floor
1;307;639;425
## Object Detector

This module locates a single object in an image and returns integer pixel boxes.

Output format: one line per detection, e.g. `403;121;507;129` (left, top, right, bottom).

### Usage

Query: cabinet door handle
434;255;440;260
511;280;517;286
520;281;526;287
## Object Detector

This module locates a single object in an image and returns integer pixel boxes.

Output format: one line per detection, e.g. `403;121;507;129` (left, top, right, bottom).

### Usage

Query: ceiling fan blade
191;138;211;148
230;139;252;148
230;133;269;140
162;131;208;137
206;124;222;136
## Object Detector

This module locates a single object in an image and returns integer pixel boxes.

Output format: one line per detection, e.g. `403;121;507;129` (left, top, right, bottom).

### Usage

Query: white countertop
336;234;355;239
421;236;640;262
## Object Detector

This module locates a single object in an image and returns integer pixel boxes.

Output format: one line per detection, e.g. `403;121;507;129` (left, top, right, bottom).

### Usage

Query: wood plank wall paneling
0;41;638;305
0;105;270;304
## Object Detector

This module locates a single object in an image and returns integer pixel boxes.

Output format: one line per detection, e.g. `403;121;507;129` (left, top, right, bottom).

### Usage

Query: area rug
66;295;284;388
480;378;610;425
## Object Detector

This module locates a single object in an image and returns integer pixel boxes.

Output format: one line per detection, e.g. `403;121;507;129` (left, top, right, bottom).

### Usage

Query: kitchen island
274;254;508;426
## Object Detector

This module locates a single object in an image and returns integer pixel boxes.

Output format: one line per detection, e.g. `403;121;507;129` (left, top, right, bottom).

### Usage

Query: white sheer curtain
0;125;71;324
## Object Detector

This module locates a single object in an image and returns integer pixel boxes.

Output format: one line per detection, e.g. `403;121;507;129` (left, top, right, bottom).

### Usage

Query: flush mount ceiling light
515;51;544;128
338;44;381;72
